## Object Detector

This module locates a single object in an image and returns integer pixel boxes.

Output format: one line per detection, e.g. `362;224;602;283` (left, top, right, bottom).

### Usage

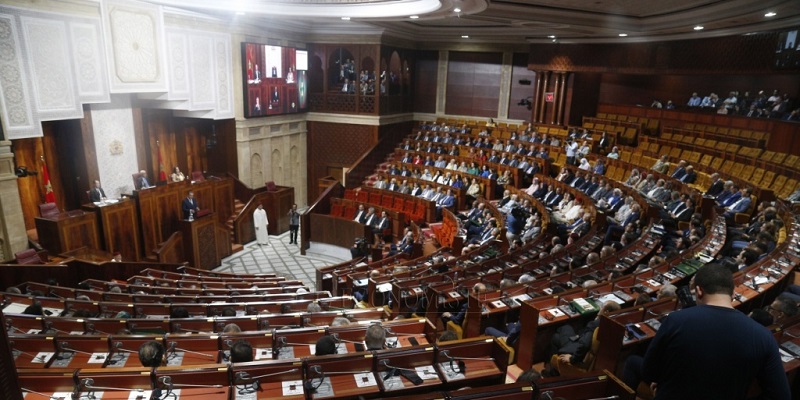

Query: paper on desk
87;352;109;364
548;308;565;318
282;380;303;396
439;362;465;381
128;390;154;400
383;376;404;390
780;348;795;363
32;352;54;363
415;366;439;380
597;293;625;305
4;303;27;314
354;372;377;388
254;348;271;360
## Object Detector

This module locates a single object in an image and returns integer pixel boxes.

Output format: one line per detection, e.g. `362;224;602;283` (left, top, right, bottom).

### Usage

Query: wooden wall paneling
211;178;235;225
306;121;376;201
413;50;439;114
12;137;44;230
49;119;90;209
206;119;237;177
564;72;600;126
132;106;147;174
79;105;100;195
446;51;503;117
82;200;141;261
34;212;99;255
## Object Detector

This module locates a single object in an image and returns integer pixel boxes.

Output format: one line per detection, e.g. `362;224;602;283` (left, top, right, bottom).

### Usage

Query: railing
300;181;345;255
226;172;267;204
154;231;183;265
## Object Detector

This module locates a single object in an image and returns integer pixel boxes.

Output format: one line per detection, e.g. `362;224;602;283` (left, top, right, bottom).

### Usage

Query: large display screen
775;29;800;69
242;43;308;117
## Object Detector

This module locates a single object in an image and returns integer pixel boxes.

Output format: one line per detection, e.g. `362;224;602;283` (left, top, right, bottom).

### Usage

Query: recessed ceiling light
694;25;704;31
765;12;777;17
454;8;461;13
409;15;419;19
461;35;469;38
618;33;628;37
547;35;556;39
341;17;350;20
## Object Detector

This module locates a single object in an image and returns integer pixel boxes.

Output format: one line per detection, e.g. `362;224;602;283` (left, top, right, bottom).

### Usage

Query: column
0;141;28;258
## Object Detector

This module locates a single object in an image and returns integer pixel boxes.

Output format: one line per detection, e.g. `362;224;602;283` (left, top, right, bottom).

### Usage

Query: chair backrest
583;328;601;371
265;181;276;191
38;202;59;218
15;249;43;265
132;172;144;190
192;171;205;182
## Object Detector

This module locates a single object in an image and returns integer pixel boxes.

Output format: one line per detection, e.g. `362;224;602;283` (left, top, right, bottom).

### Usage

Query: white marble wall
91;94;139;198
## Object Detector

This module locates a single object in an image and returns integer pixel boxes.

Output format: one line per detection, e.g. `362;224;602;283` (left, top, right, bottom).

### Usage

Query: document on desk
548;308;565;318
87;352;109;364
597;293;625;305
282;380;304;396
439;362;465;381
254;348;272;360
354;372;377;388
416;366;439;380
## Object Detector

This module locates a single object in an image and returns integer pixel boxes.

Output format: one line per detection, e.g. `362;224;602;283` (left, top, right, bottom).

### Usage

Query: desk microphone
44;323;71;335
11;347;50;362
173;324;209;334
112;342;138;354
379;359;423;372
58;342;95;356
158;376;223;389
384;328;421;337
80;378;146;393
21;388;68;399
85;324;110;335
234;369;300;394
586;396;619;400
167;342;216;359
646;309;671;318
330;333;362;344
48;290;64;300
5;320;29;334
439;349;495;362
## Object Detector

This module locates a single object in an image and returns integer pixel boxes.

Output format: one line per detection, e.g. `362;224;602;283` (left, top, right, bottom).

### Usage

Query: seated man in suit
546;301;621;376
89;179;107;202
705;173;724;197
723;187;752;220
365;323;387;351
442;283;487;327
137;170;153;189
230;339;254;363
372;211;391;245
435;189;456;220
182;191;199;220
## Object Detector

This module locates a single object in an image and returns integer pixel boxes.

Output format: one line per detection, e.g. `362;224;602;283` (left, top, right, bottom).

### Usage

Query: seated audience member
170;166;185;183
716;182;740;207
516;368;543;384
307;302;322;313
767;295;800;324
331;317;351;327
138;341;165;367
315;335;338;356
222;323;242;333
749;309;774;327
546;301;621;375
484;320;521;346
705;173;724;197
441;283;487;326
365;323;387;350
23;303;44;316
171;307;190;319
651;155;670;174
657;284;678;300
438;330;459;343
722;187;752;220
230;340;254;363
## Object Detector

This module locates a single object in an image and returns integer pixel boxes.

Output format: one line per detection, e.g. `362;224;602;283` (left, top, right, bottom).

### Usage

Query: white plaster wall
91;94;139;198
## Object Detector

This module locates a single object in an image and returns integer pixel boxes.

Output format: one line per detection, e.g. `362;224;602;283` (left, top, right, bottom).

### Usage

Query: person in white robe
254;204;269;246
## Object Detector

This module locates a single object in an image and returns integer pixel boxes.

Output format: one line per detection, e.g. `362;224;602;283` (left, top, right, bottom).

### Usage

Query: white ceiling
150;0;800;45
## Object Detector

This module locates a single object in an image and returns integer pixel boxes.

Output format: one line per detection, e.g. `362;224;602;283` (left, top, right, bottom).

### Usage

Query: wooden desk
305;353;376;399
309;214;371;249
154;364;230;400
232;359;306;400
180;214;230;270
375;346;442;395
75;367;155;399
35;211;100;255
82;198;141;261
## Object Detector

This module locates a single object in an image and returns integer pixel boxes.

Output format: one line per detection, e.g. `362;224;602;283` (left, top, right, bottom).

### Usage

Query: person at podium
254;203;269;246
137;170;153;189
89;179;106;202
182;191;199;220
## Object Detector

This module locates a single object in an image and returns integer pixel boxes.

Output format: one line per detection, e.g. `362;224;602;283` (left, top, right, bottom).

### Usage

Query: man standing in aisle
254;203;269;246
288;203;300;245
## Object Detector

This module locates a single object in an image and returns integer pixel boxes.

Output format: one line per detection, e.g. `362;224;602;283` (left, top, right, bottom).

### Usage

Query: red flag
42;160;56;204
157;143;167;182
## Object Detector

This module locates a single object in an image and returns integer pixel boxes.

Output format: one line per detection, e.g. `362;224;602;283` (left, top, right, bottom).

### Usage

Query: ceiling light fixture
547;35;556;39
694;25;704;31
454;8;461;13
410;15;419;19
618;33;628;37
765;12;776;17
462;35;469;38
341;17;350;20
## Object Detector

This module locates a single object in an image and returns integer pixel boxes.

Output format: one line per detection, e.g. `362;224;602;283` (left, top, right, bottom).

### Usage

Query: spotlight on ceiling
618;33;628;37
461;35;469;38
694;25;704;31
341;17;350;20
454;8;461;13
409;15;419;19
765;12;777;17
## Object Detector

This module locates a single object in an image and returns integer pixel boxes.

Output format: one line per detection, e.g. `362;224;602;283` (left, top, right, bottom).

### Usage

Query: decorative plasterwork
69;21;110;104
20;16;82;121
0;13;37;139
102;0;168;93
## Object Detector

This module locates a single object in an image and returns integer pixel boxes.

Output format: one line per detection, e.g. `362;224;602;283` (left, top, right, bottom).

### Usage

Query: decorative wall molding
0;13;37;139
102;0;168;93
0;6;107;139
20;16;82;121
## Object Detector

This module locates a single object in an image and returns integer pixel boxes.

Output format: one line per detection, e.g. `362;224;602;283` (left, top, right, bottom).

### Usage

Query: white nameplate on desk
32;352;54;363
354;372;377;388
282;380;303;396
448;291;460;298
128;390;154;400
491;300;505;308
88;352;109;363
377;283;392;293
548;308;565;318
416;366;439;380
647;279;661;287
254;348;271;360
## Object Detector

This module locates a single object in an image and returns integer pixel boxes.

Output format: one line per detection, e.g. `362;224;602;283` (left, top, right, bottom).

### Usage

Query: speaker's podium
180;210;230;270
